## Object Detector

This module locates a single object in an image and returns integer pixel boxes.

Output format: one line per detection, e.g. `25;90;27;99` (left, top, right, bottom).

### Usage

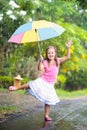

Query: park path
0;90;87;130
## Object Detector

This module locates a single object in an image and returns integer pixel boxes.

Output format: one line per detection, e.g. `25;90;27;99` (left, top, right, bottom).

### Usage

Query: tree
76;0;87;9
0;0;34;74
0;0;87;90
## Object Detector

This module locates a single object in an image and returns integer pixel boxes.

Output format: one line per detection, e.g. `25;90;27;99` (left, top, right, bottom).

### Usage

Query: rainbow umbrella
8;20;65;53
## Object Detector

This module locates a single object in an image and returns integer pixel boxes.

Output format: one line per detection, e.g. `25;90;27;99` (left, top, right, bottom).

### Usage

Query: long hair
46;46;59;66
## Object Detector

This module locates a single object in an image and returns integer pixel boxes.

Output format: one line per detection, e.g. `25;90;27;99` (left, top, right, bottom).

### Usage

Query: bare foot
9;86;17;91
45;116;52;121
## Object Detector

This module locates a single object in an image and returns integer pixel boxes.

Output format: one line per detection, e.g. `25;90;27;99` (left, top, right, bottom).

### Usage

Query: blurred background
0;0;87;91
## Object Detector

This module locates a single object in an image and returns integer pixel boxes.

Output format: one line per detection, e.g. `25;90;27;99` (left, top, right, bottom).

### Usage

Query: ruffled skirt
27;77;60;105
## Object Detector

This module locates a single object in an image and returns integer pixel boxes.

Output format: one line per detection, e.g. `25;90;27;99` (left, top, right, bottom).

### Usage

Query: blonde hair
46;46;59;66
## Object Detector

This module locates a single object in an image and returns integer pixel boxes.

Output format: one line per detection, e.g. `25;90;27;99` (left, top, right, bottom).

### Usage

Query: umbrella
8;20;65;53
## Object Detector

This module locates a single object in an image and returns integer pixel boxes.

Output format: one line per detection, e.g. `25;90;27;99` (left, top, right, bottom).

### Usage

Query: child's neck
48;59;55;64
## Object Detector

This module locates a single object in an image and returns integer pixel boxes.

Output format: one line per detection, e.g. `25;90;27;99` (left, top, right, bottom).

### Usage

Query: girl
9;40;72;121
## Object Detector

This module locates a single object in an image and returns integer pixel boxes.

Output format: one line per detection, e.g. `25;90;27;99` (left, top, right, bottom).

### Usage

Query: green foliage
56;88;87;99
55;74;67;89
0;76;29;89
0;106;16;113
65;69;87;91
15;57;39;79
76;0;87;9
39;0;87;30
0;76;13;89
0;0;87;91
15;0;35;20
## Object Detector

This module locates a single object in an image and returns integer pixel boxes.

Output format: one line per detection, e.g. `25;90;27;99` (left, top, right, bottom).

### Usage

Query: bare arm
38;55;44;71
58;40;72;63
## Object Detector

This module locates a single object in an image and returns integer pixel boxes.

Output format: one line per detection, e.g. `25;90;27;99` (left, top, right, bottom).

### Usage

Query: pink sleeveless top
41;59;60;85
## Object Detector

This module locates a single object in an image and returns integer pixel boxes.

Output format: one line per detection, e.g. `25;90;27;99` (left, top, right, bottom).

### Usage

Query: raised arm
38;55;44;71
58;40;72;63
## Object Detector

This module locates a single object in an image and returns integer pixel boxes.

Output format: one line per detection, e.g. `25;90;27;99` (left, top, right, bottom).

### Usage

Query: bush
55;74;66;89
0;76;29;89
0;76;13;89
65;69;87;91
11;57;41;79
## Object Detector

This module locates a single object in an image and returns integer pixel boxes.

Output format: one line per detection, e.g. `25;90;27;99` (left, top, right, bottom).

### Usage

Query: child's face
47;48;56;60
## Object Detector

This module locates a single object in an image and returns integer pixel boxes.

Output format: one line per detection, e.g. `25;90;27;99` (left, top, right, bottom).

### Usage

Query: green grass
0;88;87;100
0;88;8;91
0;106;17;113
0;105;17;119
13;89;26;94
0;88;26;94
56;88;87;99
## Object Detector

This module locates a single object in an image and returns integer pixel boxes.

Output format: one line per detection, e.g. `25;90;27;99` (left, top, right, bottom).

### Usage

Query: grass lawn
0;88;87;99
56;88;87;99
0;88;26;94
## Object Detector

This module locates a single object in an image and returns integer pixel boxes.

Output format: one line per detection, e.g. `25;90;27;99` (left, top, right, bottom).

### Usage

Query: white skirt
27;77;60;105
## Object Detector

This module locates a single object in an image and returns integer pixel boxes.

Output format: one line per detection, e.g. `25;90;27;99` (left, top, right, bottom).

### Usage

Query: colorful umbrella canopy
8;20;65;44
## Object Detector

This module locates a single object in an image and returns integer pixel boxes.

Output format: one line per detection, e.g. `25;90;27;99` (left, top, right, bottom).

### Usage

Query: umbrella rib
21;32;27;43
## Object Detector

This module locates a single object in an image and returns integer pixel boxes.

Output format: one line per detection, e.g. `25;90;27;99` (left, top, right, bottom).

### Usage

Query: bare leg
44;104;51;119
9;84;30;91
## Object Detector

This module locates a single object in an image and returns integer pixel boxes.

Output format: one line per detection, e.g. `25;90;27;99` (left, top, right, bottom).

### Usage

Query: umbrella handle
40;54;44;62
38;42;44;62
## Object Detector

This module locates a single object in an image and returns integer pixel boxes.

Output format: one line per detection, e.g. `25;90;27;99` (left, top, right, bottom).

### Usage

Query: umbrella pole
38;41;44;62
38;41;41;55
35;29;41;55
